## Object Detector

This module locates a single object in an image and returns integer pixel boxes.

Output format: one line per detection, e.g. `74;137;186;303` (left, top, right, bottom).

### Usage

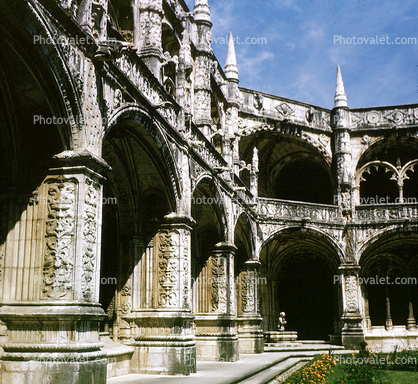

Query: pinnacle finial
225;32;239;82
194;0;211;24
334;65;347;108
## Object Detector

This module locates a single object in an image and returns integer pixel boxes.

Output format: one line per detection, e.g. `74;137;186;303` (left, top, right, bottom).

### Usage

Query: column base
341;313;365;350
194;315;238;362
236;316;264;353
0;304;107;384
130;336;196;375
406;317;417;331
122;312;196;375
0;352;106;384
100;332;134;378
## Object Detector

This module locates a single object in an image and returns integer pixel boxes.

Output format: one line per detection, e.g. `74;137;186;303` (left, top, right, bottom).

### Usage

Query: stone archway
190;178;238;362
234;213;263;353
277;253;337;340
359;231;418;350
237;131;335;203
100;116;196;375
259;230;342;341
355;138;418;205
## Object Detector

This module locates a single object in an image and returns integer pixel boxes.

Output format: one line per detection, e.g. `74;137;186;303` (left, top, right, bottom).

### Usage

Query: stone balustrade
257;198;341;222
356;203;418;222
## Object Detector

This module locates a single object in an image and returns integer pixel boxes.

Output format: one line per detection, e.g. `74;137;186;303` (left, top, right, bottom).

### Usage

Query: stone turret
193;0;212;26
332;67;364;348
224;32;241;172
225;32;238;83
332;65;352;205
334;65;347;108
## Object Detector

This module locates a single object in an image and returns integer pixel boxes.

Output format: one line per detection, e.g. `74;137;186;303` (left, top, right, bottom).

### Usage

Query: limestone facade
0;0;418;382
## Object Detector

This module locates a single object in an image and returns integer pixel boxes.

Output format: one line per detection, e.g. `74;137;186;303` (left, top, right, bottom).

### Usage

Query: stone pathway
107;344;356;384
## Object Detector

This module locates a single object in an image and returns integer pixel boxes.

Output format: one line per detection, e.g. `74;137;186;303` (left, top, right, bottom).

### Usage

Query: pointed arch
106;105;181;208
1;0;87;151
259;225;345;266
191;174;228;240
258;226;344;340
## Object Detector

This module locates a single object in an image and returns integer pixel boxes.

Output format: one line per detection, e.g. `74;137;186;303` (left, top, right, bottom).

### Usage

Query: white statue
278;312;287;331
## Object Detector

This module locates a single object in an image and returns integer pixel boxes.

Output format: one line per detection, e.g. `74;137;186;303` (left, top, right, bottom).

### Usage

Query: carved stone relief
182;230;191;309
345;274;359;312
158;230;178;308
42;180;76;300
211;255;227;312
241;270;255;313
81;178;100;302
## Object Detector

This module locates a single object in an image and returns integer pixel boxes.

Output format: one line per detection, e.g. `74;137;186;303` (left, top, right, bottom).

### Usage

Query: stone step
264;344;346;352
299;340;328;344
233;357;311;384
106;350;355;384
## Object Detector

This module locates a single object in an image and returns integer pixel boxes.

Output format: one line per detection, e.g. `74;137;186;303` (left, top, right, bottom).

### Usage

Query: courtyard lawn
380;370;418;383
326;369;418;383
283;350;418;384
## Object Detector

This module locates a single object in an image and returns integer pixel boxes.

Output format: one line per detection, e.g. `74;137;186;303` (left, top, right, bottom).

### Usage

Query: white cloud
185;0;418;108
238;49;275;78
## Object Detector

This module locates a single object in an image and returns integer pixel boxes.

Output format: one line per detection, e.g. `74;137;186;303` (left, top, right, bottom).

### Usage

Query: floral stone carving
42;181;76;299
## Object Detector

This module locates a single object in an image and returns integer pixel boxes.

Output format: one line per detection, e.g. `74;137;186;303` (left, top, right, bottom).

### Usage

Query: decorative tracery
355;159;418;204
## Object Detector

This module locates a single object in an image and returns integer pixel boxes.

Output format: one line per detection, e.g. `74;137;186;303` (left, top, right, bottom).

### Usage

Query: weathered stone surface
1;0;418;382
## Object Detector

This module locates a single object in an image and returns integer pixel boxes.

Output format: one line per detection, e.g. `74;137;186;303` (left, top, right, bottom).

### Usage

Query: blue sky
184;0;418;109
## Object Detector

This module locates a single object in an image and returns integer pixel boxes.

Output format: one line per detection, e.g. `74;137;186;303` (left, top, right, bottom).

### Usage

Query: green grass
380;370;418;383
324;360;346;383
326;368;418;383
324;355;418;384
283;350;418;384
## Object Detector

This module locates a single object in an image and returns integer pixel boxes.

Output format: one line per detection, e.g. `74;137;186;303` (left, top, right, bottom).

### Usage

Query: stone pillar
339;265;365;349
236;260;263;353
177;30;193;114
193;0;213;138
195;243;238;361
397;159;404;203
124;212;196;375
385;285;393;331
407;300;417;331
361;284;372;332
250;148;259;198
0;151;108;384
136;0;163;80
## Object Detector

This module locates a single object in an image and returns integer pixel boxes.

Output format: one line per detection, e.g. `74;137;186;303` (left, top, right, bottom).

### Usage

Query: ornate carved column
195;243;239;361
135;0;163;80
339;265;365;349
236;260;263;353
0;151;109;384
177;31;194;114
124;212;196;375
193;0;213;138
250;148;259;198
